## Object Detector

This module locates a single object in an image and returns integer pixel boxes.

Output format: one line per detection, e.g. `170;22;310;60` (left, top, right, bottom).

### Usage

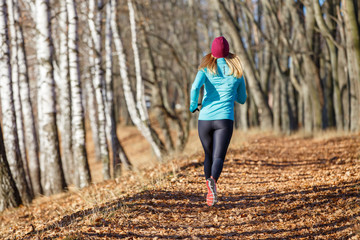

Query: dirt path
1;134;360;239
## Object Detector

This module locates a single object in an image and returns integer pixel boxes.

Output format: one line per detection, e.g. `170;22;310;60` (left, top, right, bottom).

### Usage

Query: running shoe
206;177;217;206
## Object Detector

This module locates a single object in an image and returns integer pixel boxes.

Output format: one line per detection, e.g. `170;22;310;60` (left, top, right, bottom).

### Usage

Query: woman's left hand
190;102;201;113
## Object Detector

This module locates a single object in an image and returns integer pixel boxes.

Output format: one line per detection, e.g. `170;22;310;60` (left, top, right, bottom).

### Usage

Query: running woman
190;36;247;206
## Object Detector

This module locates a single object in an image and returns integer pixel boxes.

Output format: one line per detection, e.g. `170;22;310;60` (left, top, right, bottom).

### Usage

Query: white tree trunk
88;0;110;179
111;0;162;160
84;27;101;163
22;0;35;19
104;0;113;145
0;0;32;203
67;0;91;188
85;73;102;162
35;0;66;195
105;0;112;141
58;0;73;186
128;0;149;122
7;0;31;192
105;0;119;174
13;0;41;196
105;0;131;176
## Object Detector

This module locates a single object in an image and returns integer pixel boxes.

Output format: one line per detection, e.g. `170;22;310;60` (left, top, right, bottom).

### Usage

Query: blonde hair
198;53;243;78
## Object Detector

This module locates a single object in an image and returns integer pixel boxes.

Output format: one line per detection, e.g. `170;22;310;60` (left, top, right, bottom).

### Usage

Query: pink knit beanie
211;36;229;58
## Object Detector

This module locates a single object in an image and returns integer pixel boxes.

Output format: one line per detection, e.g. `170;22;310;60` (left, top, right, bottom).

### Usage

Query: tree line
0;0;359;211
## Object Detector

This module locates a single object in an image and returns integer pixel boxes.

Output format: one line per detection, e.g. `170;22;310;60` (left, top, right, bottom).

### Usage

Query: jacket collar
217;58;226;64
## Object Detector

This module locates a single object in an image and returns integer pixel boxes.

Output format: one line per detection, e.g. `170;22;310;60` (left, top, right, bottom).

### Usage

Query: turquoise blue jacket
190;58;247;121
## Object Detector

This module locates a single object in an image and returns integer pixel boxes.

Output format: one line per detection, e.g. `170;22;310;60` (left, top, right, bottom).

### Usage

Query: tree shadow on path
26;179;360;239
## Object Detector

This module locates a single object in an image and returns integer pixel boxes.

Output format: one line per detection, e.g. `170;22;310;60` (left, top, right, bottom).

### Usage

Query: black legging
198;119;233;181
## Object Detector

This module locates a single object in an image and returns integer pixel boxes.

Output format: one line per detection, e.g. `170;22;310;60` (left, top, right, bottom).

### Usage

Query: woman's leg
211;119;233;181
198;120;213;179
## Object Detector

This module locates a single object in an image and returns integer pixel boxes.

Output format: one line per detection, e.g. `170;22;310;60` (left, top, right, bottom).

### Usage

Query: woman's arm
235;76;247;104
190;70;206;112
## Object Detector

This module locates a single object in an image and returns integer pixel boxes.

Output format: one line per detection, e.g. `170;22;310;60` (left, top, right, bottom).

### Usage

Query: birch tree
12;0;41;195
35;0;66;195
58;0;73;185
105;0;131;177
7;0;36;195
88;0;111;179
128;0;167;155
136;7;180;152
111;0;165;160
136;1;196;150
66;0;91;187
0;124;22;212
140;27;175;152
82;7;101;163
128;0;148;122
7;0;27;169
85;74;101;162
0;0;32;203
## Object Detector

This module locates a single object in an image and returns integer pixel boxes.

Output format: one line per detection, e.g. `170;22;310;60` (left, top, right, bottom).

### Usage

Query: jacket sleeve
235;76;247;104
189;70;206;112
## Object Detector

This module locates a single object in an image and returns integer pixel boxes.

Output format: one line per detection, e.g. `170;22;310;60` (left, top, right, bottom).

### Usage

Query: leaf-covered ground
1;133;360;239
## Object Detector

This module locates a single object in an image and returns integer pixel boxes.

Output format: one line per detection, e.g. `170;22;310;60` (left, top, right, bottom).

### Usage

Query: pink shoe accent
206;177;217;206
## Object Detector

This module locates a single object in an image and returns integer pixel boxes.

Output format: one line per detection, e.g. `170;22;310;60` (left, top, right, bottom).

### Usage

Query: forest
0;0;359;224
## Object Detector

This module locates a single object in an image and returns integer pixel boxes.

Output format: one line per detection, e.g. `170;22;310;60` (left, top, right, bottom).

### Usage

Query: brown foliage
0;133;359;239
